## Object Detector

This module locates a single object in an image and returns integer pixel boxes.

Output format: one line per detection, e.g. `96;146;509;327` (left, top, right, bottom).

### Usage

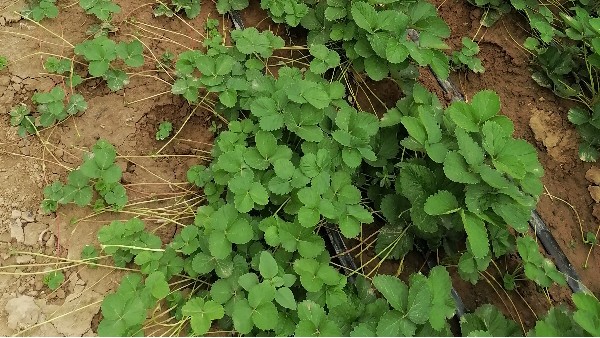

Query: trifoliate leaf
182;298;225;336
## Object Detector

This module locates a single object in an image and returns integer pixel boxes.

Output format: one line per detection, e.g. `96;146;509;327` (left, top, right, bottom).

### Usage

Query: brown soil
0;0;214;335
1;0;600;336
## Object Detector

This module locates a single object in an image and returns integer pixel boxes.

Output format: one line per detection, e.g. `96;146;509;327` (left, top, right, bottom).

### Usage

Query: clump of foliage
153;0;202;19
0;55;7;70
156;121;173;140
23;0;59;21
216;0;248;15
466;0;511;26
568;103;600;161
43;270;65;290
79;0;120;21
301;0;452;81
451;37;485;73
9;86;87;137
41;139;128;213
74;37;144;90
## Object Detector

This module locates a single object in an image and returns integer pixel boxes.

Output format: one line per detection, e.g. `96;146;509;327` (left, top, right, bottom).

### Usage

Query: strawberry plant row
409;27;586;294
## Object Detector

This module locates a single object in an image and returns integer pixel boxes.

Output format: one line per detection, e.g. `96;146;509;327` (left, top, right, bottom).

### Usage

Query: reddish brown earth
1;0;599;335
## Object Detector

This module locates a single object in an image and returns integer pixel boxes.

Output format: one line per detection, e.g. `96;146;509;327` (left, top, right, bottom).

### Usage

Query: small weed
156;121;173;141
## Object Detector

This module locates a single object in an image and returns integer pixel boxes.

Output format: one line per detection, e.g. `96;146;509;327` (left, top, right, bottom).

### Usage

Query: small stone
11;75;22;84
56;289;66;299
21;211;35;223
16;255;33;264
73;284;85;294
586;167;600;186
594;204;600;220
35;281;43;291
46;235;55;248
5;295;42;330
23;222;46;246
11;210;21;219
10;219;24;243
589;186;600;204
26;290;38;297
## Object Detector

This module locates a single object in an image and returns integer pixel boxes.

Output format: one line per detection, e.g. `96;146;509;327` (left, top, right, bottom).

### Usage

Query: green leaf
253;302;279;330
275;287;297;310
406;274;432;324
116;40;144;67
103;69;129;91
424;190;460;215
364;56;388;81
232;299;254;334
428;266;456;330
43;271;65;290
401;116;427;145
259;251;278;279
145;271;170;299
66;94;87;115
377;310;416;336
156;121;173;141
572;293;600;336
470;90;500;122
182;298;225;336
447;101;478;132
455;128;484;165
351;2;377;33
443;151;480;184
372;275;408;311
461;210;489;259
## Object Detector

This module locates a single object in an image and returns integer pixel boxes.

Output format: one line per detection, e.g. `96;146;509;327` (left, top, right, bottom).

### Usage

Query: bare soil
0;0;599;336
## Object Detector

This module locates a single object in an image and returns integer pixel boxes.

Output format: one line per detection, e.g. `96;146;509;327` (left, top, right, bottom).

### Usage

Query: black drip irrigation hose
225;12;468;319
407;29;587;295
530;211;587;293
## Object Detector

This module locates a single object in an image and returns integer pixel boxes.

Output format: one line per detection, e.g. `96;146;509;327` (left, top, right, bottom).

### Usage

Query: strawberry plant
171;0;201;19
43;271;65;290
467;0;600;160
301;0;451;81
74;36;144;90
517;236;566;287
216;0;249;15
44;57;83;87
156;121;173;141
568;104;600;161
79;0;121;22
41;139;128;213
451;37;485;73
10;86;87;137
261;0;308;27
0;55;7;70
9;104;36;137
23;0;59;22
